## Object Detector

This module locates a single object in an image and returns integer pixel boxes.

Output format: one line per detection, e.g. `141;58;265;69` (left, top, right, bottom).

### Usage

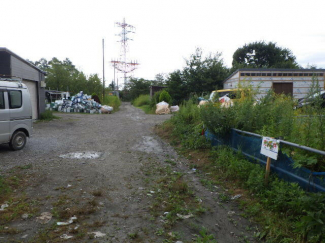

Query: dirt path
0;103;259;242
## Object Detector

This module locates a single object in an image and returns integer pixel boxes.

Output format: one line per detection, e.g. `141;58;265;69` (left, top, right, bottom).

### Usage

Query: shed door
273;83;293;96
22;80;38;119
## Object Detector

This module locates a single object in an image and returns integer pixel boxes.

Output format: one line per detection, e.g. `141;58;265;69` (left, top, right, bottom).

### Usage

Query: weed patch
156;100;325;242
102;95;121;111
146;165;204;230
39;110;60;121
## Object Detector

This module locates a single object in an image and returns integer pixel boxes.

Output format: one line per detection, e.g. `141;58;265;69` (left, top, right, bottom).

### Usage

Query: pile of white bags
156;101;170;115
219;95;233;108
101;105;114;114
170;105;179;112
198;100;209;107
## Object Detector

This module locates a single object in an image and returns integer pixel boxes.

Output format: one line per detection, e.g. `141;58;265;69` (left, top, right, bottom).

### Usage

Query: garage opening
22;80;38;119
273;83;293;96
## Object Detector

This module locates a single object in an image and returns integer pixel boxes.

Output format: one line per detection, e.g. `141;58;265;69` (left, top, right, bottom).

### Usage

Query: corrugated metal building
223;69;325;99
150;85;167;98
0;48;46;119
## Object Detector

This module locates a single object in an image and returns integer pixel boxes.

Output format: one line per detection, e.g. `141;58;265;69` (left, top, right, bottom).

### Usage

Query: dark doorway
273;83;293;96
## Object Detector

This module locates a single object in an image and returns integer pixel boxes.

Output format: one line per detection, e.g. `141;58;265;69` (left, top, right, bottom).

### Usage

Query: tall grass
168;100;210;150
211;146;325;243
200;81;325;171
102;95;121;111
40;110;59;121
161;97;325;242
132;94;151;107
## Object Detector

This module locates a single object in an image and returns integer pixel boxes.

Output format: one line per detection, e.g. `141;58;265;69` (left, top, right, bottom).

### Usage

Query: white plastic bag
157;101;169;106
156;101;170;115
198;100;208;107
101;105;113;114
170;105;179;112
219;95;233;108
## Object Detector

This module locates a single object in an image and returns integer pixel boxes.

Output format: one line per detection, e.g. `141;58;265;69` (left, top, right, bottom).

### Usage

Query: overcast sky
2;0;325;87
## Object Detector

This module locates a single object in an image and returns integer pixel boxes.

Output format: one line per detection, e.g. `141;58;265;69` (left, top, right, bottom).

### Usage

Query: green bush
210;146;325;242
40;110;59;121
161;84;325;242
150;91;162;109
200;79;325;170
132;94;151;107
102;95;121;111
159;90;172;104
168;100;210;150
0;176;10;197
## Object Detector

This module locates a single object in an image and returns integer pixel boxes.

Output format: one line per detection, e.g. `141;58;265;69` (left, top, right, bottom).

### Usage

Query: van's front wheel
10;131;27;151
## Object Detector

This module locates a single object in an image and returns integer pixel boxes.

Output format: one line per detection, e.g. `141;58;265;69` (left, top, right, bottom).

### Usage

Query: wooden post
265;156;272;184
264;136;275;184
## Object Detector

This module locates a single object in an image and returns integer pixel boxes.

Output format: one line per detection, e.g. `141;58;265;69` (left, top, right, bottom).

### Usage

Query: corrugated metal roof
223;68;325;83
0;47;47;75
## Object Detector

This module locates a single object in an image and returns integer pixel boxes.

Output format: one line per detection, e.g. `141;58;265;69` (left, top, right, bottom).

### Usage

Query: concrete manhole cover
59;152;103;159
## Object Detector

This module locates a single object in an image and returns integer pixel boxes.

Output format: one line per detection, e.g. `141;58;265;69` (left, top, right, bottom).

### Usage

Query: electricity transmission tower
111;18;139;90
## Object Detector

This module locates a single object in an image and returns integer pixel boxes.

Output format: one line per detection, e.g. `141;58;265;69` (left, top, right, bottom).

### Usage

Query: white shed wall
224;74;324;100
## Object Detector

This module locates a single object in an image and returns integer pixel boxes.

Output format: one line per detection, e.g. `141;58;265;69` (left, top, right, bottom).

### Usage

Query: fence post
264;136;274;185
265;156;272;184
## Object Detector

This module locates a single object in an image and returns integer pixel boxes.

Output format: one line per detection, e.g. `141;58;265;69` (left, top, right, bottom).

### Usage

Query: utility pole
114;64;116;91
102;39;105;99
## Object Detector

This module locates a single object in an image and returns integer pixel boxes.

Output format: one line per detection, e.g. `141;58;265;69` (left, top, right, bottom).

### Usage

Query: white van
0;79;33;150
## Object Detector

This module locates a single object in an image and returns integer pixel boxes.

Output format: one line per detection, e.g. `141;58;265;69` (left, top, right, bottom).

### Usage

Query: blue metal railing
205;129;325;192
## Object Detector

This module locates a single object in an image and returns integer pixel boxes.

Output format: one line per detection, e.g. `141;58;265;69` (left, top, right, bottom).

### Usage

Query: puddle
59;152;103;159
126;114;144;121
132;136;163;154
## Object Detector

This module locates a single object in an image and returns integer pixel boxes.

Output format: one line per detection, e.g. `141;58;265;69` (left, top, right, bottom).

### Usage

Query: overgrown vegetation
0;166;39;235
211;146;325;243
132;94;151;107
132;94;155;114
142;160;210;242
159;90;172;104
149;166;203;229
156;89;325;242
39;110;60;121
0;176;10;200
102;95;121;111
132;90;174;115
29;58;104;95
200;79;325;171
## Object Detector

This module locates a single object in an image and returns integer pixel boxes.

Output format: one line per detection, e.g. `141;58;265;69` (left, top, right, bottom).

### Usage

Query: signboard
260;137;280;160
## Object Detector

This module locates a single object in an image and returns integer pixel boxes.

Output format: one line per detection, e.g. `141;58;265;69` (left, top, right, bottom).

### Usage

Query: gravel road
0;103;259;242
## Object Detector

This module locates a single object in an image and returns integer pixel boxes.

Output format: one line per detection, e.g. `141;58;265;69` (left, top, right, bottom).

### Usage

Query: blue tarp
205;129;325;192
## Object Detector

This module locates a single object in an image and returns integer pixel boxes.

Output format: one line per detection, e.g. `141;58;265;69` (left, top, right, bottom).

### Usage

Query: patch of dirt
0;102;260;242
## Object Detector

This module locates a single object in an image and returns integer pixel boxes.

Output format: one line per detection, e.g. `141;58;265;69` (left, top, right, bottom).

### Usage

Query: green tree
232;41;299;70
183;48;229;96
159;90;172;104
154;73;167;86
166;70;186;104
87;74;103;95
123;78;152;101
46;57;72;91
165;49;229;104
32;57;103;96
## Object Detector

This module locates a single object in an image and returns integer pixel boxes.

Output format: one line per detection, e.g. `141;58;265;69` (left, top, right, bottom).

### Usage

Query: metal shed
150;85;167;98
0;48;46;119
